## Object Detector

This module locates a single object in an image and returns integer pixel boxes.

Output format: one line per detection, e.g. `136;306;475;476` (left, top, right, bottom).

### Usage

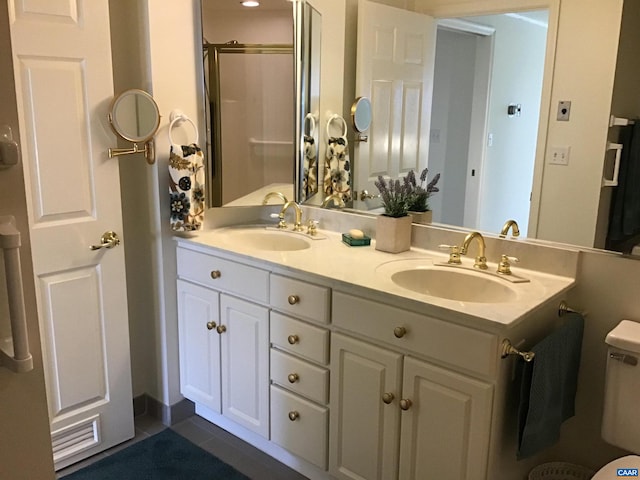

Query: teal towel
517;313;584;459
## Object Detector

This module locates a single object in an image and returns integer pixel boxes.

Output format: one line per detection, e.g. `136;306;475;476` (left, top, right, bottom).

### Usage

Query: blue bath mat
64;428;250;479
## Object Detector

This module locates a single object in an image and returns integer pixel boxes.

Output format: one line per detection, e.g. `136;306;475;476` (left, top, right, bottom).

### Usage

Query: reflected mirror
108;89;160;164
201;0;296;207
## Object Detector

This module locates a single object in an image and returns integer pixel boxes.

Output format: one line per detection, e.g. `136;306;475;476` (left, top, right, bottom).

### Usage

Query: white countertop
175;225;576;331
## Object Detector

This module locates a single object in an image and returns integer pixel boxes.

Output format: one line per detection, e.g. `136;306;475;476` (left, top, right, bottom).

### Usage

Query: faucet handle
438;244;462;265
270;213;287;229
497;255;519;275
307;219;319;236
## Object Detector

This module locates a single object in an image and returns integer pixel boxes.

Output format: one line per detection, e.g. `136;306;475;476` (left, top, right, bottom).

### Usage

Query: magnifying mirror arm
108;140;155;165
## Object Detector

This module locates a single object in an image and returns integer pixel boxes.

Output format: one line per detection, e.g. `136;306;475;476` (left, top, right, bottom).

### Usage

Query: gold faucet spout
500;219;520;238
262;191;288;205
460;231;488;270
321;193;345;209
280;201;304;232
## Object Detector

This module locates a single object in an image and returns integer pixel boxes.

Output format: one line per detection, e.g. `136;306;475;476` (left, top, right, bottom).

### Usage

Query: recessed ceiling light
241;0;260;6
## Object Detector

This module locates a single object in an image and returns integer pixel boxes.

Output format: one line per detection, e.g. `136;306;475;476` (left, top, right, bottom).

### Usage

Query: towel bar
558;301;585;317
501;339;535;362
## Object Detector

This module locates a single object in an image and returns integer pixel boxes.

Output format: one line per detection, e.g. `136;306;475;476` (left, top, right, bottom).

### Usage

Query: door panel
355;0;436;208
8;0;133;470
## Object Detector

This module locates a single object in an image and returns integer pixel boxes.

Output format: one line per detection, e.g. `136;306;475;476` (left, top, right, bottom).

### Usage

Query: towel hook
326;114;348;139
169;110;199;146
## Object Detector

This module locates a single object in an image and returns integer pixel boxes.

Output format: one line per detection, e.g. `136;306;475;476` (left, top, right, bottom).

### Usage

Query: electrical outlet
549;146;570;165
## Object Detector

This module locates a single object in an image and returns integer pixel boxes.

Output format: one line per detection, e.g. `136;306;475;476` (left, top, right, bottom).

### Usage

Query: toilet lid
593;455;640;479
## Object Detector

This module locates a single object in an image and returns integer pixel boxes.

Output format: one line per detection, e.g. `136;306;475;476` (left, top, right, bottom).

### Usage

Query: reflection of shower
204;43;294;206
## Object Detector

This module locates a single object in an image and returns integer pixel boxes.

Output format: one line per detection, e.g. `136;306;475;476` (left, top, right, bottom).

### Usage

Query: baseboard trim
133;394;195;426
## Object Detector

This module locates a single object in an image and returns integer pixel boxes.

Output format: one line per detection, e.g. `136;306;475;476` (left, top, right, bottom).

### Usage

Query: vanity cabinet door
398;357;494;480
219;294;270;438
176;280;221;413
329;333;403;480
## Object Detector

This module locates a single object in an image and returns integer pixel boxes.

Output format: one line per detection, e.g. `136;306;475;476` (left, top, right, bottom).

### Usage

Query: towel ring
304;113;317;137
169;110;199;146
326;114;348;139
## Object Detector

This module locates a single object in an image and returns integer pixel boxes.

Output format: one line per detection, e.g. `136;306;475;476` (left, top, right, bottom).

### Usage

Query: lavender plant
404;168;441;212
374;175;411;217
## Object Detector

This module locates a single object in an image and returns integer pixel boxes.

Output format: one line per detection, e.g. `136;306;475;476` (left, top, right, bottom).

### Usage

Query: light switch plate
557;101;571;121
549;146;570;165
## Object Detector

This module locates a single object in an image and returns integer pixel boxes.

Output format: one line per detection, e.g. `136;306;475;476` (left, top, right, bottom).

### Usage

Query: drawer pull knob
393;326;407;338
288;373;299;383
288;295;300;305
206;321;216;330
216;325;227;334
287;334;299;345
382;392;395;404
399;399;413;411
210;270;221;279
288;411;300;421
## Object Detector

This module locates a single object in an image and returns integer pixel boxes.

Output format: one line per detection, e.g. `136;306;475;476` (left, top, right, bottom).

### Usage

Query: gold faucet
499;219;520;238
262;191;288;205
459;231;488;270
321;193;345;209
280;200;304;232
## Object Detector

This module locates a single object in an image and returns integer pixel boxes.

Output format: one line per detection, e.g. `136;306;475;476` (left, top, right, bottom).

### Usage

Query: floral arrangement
374;175;412;217
404;168;440;213
374;168;441;218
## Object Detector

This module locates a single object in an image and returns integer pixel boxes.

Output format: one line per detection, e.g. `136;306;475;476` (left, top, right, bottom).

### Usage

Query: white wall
474;13;547;237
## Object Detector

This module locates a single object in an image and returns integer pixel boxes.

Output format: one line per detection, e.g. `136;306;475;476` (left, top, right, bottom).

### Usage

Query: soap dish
342;233;371;247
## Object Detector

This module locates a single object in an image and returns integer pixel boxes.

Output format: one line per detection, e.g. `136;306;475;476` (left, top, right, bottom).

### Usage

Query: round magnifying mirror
351;97;372;133
108;89;160;143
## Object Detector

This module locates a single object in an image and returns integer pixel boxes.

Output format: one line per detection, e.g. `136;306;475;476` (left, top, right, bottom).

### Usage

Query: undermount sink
221;229;311;252
389;266;518;303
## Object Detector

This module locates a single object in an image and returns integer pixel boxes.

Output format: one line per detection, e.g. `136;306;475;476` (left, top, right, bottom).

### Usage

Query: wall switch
549;146;570;165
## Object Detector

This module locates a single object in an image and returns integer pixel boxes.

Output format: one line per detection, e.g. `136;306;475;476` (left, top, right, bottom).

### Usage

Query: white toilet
592;320;640;478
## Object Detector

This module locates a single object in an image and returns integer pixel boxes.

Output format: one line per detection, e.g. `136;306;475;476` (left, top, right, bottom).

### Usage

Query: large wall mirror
199;0;640;257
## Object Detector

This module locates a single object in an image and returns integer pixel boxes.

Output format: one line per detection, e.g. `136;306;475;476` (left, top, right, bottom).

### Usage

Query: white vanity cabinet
330;292;495;480
176;248;270;438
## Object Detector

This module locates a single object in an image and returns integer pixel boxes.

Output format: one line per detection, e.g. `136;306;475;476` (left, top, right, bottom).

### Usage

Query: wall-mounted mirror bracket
107;89;161;165
107;138;156;165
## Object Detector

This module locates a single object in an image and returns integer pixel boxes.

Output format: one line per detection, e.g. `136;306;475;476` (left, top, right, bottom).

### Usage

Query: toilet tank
602;320;640;453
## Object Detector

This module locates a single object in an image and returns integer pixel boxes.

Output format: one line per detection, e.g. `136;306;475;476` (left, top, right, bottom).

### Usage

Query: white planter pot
375;214;412;253
409;210;432;225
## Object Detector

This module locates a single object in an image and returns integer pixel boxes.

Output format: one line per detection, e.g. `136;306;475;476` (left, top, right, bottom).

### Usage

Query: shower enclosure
205;43;295;207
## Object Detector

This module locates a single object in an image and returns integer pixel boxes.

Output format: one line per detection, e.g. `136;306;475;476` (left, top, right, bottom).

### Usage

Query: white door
398;357;493;480
329;333;403;480
354;0;436;209
220;294;269;438
8;0;134;469
177;280;221;412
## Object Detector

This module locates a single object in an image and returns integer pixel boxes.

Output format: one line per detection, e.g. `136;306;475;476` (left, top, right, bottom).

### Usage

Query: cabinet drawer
270;312;329;365
332;291;498;377
271;349;329;404
270;274;330;324
271;385;328;470
177;247;269;303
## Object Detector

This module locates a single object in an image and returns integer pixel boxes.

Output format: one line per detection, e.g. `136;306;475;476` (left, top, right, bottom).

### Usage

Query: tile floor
57;414;309;479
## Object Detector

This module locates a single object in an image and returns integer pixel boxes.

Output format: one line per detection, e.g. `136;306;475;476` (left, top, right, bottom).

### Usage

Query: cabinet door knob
206;321;216;330
382;392;395;404
399;399;413;411
393;326;407;338
210;270;221;279
287;334;299;345
288;373;299;383
216;325;227;334
288;411;300;421
287;294;299;305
